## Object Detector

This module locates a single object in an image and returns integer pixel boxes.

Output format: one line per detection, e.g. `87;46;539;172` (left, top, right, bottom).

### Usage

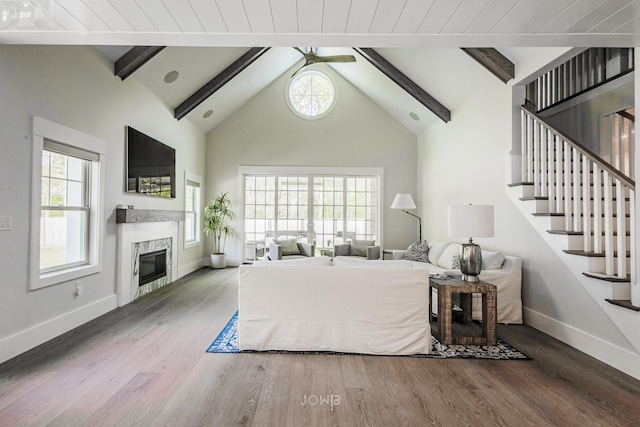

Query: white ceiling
2;0;638;134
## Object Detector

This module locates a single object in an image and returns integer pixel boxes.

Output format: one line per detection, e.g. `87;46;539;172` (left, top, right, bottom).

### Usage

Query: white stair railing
521;107;635;280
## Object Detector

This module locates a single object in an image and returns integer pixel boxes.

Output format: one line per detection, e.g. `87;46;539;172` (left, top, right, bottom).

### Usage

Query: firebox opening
139;249;167;286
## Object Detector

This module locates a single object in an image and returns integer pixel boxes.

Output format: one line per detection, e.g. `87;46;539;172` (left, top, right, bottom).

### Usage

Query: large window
243;168;380;259
184;172;201;248
30;117;104;290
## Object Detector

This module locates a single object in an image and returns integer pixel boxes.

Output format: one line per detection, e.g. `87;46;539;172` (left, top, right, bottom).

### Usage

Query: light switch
0;216;12;231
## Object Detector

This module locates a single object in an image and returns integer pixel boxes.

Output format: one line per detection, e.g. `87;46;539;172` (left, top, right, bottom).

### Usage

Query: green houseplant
203;192;235;268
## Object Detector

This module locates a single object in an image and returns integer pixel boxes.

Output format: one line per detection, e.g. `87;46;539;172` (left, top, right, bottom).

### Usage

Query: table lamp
448;204;494;282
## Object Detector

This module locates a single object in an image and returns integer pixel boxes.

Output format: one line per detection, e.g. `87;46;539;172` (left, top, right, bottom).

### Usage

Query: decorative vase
210;253;227;269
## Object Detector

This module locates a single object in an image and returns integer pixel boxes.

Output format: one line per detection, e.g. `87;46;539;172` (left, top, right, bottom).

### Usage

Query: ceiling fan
291;47;356;77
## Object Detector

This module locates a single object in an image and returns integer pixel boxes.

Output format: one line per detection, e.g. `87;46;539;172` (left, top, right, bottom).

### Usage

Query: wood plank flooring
1;267;640;426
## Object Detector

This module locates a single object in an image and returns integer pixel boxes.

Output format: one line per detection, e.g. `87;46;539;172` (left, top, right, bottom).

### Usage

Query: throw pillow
427;241;450;265
402;240;429;263
275;239;300;256
482;250;505;269
349;239;375;257
451;254;461;270
437;244;461;269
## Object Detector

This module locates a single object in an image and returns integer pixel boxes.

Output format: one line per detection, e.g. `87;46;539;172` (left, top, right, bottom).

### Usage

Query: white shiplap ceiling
1;0;638;133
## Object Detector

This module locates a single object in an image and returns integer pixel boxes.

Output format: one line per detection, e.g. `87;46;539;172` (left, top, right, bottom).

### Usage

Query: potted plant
203;192;235;269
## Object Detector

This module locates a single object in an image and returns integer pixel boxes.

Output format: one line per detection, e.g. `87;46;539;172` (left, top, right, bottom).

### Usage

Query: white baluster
573;147;581;232
603;171;614;276
534;121;541;197
564;140;572;231
555;135;563;213
583;155;592;252
616;181;627;279
548;129;556;213
593;164;602;253
540;124;548;198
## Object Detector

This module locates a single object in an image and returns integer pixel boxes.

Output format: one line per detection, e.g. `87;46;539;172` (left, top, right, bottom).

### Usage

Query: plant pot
210;253;227;269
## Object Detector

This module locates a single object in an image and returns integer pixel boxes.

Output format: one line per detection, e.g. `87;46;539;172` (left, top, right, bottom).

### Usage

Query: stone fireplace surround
116;210;182;306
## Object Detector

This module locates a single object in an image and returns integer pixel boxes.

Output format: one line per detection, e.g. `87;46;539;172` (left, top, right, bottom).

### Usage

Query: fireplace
139;249;167;286
116;213;180;307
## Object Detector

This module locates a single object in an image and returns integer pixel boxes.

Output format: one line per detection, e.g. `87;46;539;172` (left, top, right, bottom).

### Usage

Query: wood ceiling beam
461;48;514;84
174;47;270;121
115;46;165;80
353;48;451;123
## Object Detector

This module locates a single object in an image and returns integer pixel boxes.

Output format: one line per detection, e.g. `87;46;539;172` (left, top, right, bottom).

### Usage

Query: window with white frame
30;117;104;290
184;172;201;248
243;168;380;259
287;70;336;119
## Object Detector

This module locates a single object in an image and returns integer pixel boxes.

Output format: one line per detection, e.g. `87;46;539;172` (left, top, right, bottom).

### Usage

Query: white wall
0;46;206;363
205;64;418;260
418;48;638;369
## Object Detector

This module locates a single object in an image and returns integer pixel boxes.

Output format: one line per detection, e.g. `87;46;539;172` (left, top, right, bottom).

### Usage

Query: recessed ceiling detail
203;110;213;119
409;112;420;121
164;70;179;83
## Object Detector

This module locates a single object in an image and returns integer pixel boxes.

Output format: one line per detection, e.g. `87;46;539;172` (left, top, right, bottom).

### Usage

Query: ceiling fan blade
313;54;356;63
291;63;307;78
292;47;306;57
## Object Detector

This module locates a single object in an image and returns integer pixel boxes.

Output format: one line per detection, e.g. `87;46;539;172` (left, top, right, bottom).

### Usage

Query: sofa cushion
254;256;331;266
402;240;429;263
275;239;300;256
437;243;461;269
349;239;375;257
428;241;450;265
482;250;506;269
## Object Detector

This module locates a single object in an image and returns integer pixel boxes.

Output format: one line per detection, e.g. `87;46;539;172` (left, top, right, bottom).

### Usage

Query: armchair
334;239;380;260
268;239;315;260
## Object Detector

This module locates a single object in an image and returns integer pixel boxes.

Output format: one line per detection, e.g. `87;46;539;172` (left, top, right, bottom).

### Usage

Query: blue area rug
207;311;530;360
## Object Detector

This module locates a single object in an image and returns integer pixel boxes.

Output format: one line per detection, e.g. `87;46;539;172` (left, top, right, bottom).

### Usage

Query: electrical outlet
75;282;83;296
0;216;12;231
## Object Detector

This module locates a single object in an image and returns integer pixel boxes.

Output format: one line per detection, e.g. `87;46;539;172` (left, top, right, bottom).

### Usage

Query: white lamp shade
391;193;416;210
448;205;494;238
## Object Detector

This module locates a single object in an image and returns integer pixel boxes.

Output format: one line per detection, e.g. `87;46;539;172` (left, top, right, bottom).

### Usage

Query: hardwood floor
1;267;640;426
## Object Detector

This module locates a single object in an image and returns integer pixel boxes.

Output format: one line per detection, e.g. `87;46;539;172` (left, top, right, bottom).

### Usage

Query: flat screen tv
126;126;175;198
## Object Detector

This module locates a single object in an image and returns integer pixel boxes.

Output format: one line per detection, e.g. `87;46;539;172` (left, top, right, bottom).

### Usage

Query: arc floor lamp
391;193;422;242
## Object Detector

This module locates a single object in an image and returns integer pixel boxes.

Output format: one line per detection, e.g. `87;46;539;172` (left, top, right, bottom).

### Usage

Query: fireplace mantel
116;208;185;224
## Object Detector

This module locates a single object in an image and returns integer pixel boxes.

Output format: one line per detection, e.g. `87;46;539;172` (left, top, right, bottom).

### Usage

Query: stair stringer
506;183;640;357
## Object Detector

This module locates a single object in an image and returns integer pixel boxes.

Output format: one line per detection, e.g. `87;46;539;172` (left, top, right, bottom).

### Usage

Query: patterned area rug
207;311;530;360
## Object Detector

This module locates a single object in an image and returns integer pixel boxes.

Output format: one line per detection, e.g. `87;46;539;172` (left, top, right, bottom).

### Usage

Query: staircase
507;105;639;353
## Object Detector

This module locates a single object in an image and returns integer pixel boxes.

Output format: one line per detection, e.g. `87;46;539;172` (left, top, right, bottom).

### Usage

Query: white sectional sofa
238;257;431;355
334;241;523;324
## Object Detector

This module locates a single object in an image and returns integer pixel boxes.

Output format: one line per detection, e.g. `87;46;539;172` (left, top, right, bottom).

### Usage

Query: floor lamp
391;193;422;242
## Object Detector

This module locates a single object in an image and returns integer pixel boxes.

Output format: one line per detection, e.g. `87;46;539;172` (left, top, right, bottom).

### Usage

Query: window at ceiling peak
287;70;336;119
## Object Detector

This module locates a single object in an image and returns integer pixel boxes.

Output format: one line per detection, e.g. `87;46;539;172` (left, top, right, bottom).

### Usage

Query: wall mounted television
126;126;176;198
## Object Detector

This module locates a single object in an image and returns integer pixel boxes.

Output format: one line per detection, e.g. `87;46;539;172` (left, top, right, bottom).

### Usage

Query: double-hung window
184;172;201;248
30;117;104;290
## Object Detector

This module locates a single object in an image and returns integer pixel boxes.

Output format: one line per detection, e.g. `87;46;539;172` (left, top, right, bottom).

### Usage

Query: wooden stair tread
583;272;630;282
546;230;630;236
605;299;640;311
547;230;583;235
564;249;630;257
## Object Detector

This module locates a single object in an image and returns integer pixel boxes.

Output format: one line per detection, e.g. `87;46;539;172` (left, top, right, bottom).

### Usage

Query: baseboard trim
0;295;118;365
178;259;203;278
524;307;640;380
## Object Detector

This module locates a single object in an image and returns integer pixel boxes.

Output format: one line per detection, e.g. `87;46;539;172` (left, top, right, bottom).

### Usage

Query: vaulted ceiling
2;0;638;134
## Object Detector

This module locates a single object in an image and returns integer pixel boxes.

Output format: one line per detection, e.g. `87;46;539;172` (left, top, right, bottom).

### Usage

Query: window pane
40;209;88;271
185;212;195;242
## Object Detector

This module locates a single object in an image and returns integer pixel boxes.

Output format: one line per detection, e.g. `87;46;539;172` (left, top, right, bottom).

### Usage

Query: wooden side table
429;276;497;346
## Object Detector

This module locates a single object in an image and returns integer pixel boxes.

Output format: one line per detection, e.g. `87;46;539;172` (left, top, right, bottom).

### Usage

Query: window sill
184;240;201;250
31;264;101;291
